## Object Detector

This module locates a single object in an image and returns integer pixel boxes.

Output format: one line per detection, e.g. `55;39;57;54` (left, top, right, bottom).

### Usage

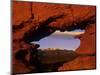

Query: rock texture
58;56;96;71
12;1;96;74
37;50;78;64
76;23;96;55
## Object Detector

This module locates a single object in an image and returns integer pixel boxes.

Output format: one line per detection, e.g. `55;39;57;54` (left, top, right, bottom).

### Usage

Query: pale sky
32;29;85;51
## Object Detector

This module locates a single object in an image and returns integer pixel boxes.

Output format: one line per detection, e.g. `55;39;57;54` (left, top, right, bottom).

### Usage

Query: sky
32;29;85;51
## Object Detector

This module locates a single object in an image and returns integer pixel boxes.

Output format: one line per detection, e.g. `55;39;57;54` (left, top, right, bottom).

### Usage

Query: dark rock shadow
30;49;78;73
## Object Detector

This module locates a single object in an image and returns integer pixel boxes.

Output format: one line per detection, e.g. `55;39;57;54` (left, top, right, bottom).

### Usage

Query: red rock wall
12;1;96;74
58;23;96;71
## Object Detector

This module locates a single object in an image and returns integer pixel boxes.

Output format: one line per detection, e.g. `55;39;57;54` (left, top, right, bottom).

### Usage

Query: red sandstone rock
13;1;96;30
58;56;96;71
13;59;36;74
12;1;96;74
76;23;96;55
12;1;31;25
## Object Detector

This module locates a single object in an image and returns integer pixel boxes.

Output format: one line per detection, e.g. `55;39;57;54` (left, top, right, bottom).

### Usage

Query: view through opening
31;29;85;51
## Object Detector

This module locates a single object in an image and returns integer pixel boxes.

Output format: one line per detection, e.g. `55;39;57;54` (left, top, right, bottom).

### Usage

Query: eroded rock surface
12;1;96;74
76;23;96;55
37;50;78;64
58;56;96;71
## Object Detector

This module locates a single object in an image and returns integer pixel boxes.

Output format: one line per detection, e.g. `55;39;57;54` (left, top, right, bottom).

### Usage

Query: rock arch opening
31;29;85;51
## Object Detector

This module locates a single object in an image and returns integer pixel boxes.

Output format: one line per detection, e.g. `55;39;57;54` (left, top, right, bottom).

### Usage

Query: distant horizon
32;29;85;51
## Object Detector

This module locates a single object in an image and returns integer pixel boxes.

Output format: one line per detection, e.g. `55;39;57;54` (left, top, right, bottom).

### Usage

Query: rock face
76;23;96;55
37;50;78;64
59;23;96;71
12;1;96;74
58;56;96;71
